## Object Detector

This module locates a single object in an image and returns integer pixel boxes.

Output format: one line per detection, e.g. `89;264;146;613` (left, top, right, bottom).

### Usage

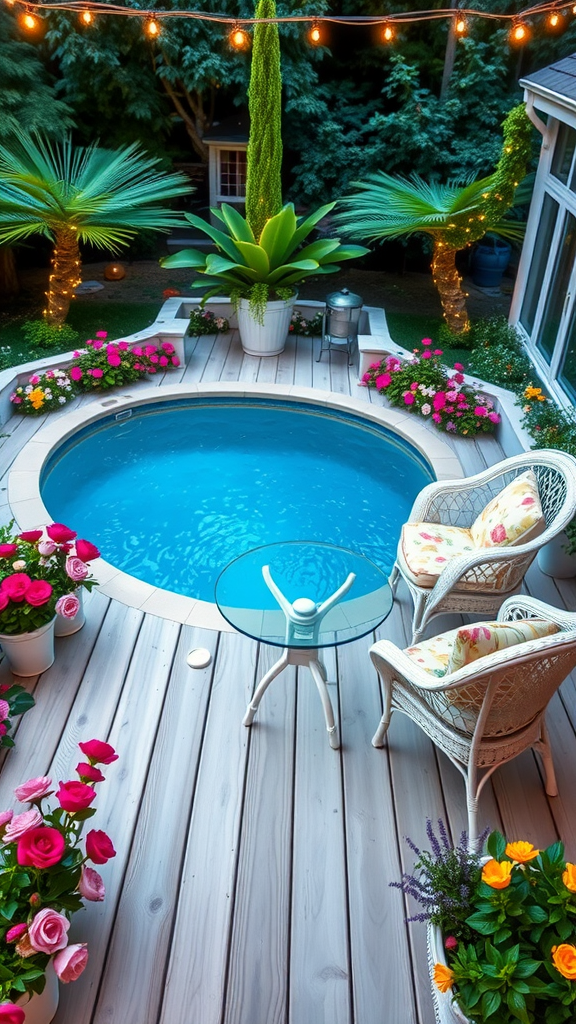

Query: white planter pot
537;530;576;579
428;923;470;1024
0;618;56;676
237;296;295;356
55;589;85;637
17;961;59;1024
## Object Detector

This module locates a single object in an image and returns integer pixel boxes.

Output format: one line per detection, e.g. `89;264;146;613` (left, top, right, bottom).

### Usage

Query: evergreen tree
246;0;283;239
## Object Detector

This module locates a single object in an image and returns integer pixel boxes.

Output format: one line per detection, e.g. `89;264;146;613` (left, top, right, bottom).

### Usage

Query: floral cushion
404;617;560;679
470;470;545;548
399;522;475;588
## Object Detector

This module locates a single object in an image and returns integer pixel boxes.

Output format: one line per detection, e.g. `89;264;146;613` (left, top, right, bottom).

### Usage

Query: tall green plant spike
245;0;283;241
483;104;534;226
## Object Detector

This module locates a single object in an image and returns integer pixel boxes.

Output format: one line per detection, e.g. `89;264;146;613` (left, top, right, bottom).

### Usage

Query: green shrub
22;320;79;350
468;342;532;389
470;315;524;353
438;322;475;351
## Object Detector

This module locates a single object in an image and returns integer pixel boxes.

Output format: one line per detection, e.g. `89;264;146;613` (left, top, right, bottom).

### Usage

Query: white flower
12;560;26;571
58;397;66;404
421;403;432;415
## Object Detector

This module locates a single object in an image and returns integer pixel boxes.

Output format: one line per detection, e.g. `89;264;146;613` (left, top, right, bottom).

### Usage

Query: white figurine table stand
242;564;356;749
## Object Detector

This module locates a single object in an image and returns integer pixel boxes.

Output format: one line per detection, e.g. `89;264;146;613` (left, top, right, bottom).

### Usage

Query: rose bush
361;340;501;437
0;521;99;636
0;740;118;1012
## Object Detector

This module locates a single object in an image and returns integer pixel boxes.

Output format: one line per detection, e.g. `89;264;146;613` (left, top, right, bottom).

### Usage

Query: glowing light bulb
455;16;467;34
230;24;248;48
145;17;160;37
382;23;394;42
22;11;38;29
548;11;560;26
80;10;93;25
510;21;528;42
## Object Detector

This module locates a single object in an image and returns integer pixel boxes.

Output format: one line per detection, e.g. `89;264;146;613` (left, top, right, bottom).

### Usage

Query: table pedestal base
243;647;339;749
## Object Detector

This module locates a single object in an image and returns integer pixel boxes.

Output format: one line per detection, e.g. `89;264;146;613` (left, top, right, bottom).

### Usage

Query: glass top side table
215;541;393;749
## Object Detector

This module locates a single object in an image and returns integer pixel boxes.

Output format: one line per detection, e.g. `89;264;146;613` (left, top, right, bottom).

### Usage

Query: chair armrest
369;639;449;690
499;595;576;631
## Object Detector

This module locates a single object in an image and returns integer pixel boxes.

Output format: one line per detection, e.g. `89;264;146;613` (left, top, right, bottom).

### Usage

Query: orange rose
433;963;454;993
481;859;513;889
505;841;540;863
563;863;576;893
552;944;576;980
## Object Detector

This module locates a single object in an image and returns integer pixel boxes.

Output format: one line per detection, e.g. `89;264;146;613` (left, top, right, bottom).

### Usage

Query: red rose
56;781;96;812
46;524;77;544
1;574;32;602
86;829;116;864
17;826;65;868
0;1005;25;1024
78;739;118;765
75;539;100;562
0;545;18;558
75;763;105;783
25;580;53;607
18;531;42;543
0;593;9;613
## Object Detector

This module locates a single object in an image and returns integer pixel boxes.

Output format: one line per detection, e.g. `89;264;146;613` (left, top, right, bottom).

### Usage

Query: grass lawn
0;302;162;369
385;311;472;369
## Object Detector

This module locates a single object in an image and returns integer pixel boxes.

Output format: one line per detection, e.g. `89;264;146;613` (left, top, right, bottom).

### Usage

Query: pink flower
159;356;169;367
0;574;31;602
70;366;83;381
375;373;391;389
28;908;69;954
446;391;458;402
54;943;89;983
46;371;54;379
76;762;105;783
79;739;118;764
133;346;143;356
75;539;100;562
17;826;65;867
56;780;96;812
14;776;52;804
25;580;52;607
0;545;17;558
432;413;442;423
73;350;81;358
11;397;22;404
403;392;415;405
5;923;28;943
421;338;432;346
421;403;431;415
3;808;43;843
0;1004;25;1024
453;362;464;372
149;354;159;364
454;373;464;384
0;701;11;724
66;556;89;581
79;865;105;901
117;341;129;351
361;372;370;384
421;351;432;360
162;342;175;355
92;340;104;350
95;331;107;338
474;406;487;417
145;345;156;356
86;829;116;864
107;354;121;367
433;392;446;411
56;594;80;619
410;382;418;391
171;356;180;367
369;362;380;369
433;349;443;355
91;368;104;378
488;412;500;424
445;936;458;950
0;811;13;830
490;524;507;543
148;367;157;374
38;539;56;556
29;375;40;385
446;421;456;432
47;524;76;543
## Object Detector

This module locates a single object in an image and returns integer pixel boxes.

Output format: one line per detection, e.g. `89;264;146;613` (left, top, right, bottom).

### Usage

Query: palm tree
335;104;532;336
0;132;192;325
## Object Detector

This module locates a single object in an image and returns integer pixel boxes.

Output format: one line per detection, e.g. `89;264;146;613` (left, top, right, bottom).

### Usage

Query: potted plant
161;202;367;356
0;738;118;1024
0;524;100;673
395;820;576;1024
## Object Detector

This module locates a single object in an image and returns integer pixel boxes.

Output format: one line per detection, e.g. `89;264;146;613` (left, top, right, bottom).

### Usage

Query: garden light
509;20;530;42
230;23;249;48
454;15;468;35
21;9;38;29
309;20;321;44
381;22;395;42
145;16;160;36
79;9;93;24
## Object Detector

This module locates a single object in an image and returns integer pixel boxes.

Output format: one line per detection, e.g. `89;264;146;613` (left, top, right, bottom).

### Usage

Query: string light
79;9;93;24
454;14;468;34
547;9;562;26
381;22;395;42
229;22;249;48
509;19;530;42
21;8;39;28
144;15;160;36
308;19;321;44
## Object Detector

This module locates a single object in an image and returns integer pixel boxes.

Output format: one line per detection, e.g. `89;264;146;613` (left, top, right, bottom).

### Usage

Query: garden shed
510;53;576;406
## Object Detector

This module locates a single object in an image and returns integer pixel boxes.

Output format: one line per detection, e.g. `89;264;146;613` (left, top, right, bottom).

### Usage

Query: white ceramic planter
0;617;56;676
17;961;59;1024
237;296;295;356
537;530;576;579
55;589;85;637
428;923;471;1024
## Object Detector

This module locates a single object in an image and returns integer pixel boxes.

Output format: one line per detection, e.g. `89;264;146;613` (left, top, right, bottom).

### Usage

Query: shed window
219;150;247;197
537;211;576;361
552;123;576;185
519;192;558;335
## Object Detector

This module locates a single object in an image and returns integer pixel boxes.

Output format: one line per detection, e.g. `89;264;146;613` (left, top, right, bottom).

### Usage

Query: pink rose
454;372;464;384
79;865;106;901
70;367;83;381
17;826;65;868
433;392;446;411
159;356;169;367
53;943;88;983
0;1004;25;1024
29;375;40;385
375;373;391;389
47;523;77;543
107;354;121;367
162;342;175;354
1;574;31;602
75;539;100;562
66;557;89;581
25;580;53;607
117;341;129;351
86;829;116;864
171;356;180;367
5;923;28;943
96;331;107;339
488;412;500;424
433;349;443;355
453;362;464;372
79;739;118;764
0;726;7;738
18;531;42;543
0;545;17;558
432;413;442;423
14;776;52;804
145;345;156;356
0;810;13;830
421;338;432;346
0;701;8;723
3;808;42;842
56;780;96;812
28;908;70;954
55;594;80;619
91;368;103;378
11;396;22;404
92;340;103;350
76;762;105;782
403;393;415;405
421;351;432;360
147;367;157;374
149;354;159;364
474;406;487;417
133;347;142;356
38;539;57;556
490;524;507;544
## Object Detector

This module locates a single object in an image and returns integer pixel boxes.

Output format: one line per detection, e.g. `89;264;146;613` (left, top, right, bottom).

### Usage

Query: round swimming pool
40;398;433;603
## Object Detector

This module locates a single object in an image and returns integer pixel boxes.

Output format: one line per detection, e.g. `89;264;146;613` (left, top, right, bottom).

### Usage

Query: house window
559;309;576;400
551;123;576;185
519;192;559;336
219;150;246;198
536;210;576;361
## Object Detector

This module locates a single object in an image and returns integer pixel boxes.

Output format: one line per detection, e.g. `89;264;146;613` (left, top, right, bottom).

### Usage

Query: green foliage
246;0;283;239
0;130;192;250
161;202;367;323
0;9;73;141
0;684;35;750
21;320;79;351
470;315;526;354
469;344;532;389
188;308;230;335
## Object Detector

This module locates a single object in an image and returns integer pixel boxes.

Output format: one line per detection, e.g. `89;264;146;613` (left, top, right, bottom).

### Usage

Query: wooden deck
0;329;575;1024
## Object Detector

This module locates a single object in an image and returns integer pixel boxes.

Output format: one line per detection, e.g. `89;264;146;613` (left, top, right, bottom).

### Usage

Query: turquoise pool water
41;399;434;602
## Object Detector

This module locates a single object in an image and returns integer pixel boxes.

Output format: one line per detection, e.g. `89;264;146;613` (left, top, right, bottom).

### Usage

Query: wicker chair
370;596;576;844
391;450;576;644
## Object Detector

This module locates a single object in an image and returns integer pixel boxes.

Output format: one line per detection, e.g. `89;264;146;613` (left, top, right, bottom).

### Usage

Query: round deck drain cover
187;648;212;669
